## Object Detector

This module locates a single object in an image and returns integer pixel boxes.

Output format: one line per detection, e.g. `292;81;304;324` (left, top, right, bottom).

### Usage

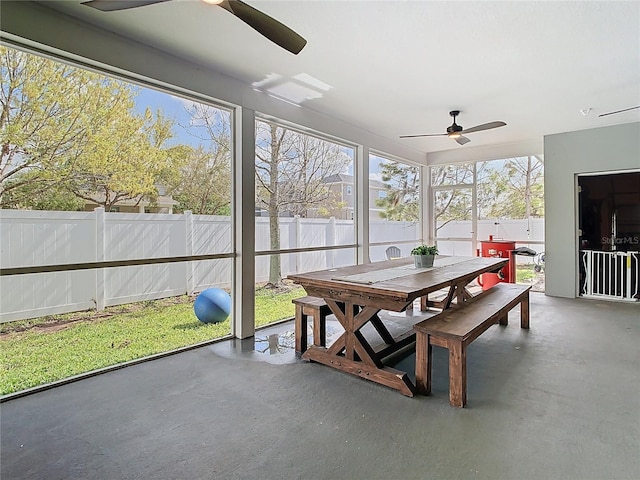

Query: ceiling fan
598;106;640;117
400;110;506;145
81;0;307;55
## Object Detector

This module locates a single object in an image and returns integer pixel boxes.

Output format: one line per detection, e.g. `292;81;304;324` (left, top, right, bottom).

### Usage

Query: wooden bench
292;296;332;355
413;283;531;407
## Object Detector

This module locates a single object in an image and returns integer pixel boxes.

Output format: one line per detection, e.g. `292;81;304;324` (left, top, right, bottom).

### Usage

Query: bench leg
520;292;530;329
415;332;432;395
311;307;327;347
499;314;508;326
295;304;307;355
448;340;467;408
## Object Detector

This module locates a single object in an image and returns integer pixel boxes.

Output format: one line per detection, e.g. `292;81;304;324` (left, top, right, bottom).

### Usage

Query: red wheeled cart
477;238;516;290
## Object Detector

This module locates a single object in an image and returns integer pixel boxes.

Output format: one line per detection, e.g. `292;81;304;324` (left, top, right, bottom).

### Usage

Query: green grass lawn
0;286;305;395
516;264;536;283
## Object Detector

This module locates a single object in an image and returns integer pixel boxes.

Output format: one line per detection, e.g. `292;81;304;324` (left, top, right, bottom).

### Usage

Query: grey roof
322;173;386;189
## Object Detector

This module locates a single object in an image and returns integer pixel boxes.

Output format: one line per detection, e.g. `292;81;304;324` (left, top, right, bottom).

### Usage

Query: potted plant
410;244;439;268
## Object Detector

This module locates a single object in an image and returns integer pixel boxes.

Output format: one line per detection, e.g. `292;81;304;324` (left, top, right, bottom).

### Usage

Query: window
476;157;544;221
430;163;475;256
254;118;355;323
0;45;234;395
431;163;474;186
368;153;421;260
430;157;545;289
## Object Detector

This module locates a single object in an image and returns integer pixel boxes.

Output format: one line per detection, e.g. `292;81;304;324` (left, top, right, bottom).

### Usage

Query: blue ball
194;288;231;324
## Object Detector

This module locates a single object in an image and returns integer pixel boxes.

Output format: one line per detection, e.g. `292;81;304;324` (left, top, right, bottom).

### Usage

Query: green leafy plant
410;245;438;256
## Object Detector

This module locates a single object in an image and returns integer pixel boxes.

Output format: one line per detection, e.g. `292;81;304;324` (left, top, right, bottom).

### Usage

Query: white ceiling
32;0;640;156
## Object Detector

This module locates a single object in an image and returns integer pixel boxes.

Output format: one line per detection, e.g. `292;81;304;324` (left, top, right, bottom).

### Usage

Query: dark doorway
578;171;640;300
578;171;640;252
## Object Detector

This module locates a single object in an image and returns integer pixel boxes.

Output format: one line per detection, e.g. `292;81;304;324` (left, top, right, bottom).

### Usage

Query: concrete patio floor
1;293;638;480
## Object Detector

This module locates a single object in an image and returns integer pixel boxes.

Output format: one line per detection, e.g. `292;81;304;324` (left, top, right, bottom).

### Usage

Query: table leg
321;304;372;356
420;294;429;311
462;287;474;301
370;314;395;344
302;298;416;397
456;284;466;305
343;301;357;360
442;285;457;309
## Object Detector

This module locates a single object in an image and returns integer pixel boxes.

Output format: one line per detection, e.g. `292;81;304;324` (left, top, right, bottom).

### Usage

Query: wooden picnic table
287;256;509;396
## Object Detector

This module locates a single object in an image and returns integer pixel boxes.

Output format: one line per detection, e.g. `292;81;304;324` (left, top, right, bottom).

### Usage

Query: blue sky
132;84;392;177
133;86;204;147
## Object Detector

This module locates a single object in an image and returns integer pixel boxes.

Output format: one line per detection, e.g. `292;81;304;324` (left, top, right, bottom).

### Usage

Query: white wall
544;122;640;298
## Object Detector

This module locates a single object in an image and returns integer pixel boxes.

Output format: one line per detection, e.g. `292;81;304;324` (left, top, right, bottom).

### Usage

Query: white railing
580;250;639;301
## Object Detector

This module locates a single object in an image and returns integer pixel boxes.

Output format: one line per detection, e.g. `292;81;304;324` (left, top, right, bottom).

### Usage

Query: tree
431;163;474;233
504;155;544;218
255;121;351;286
170;145;231;215
478;156;544;219
65;106;176;211
374;160;420;221
430;158;544;235
1;46;177;210
1;169;84;210
168;104;232;215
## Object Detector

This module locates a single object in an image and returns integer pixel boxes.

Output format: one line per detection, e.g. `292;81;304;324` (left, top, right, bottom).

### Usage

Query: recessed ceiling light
293;73;333;92
252;72;329;106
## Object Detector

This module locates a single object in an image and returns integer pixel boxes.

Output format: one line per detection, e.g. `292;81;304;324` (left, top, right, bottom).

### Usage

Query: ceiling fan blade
220;0;307;54
598;106;640;117
399;133;447;138
461;121;506;134
82;0;306;54
82;0;171;12
455;135;471;145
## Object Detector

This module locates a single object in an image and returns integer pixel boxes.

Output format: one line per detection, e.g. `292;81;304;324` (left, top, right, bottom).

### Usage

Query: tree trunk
268;209;281;285
268;125;282;286
525;156;532;219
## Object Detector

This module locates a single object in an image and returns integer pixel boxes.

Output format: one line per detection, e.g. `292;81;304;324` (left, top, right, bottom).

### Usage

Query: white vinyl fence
1;209;544;322
0;209;233;322
0;209;420;322
436;218;546;261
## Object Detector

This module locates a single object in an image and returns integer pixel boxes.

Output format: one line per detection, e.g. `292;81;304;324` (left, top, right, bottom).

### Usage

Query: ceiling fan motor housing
447;123;463;134
447;110;463;133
